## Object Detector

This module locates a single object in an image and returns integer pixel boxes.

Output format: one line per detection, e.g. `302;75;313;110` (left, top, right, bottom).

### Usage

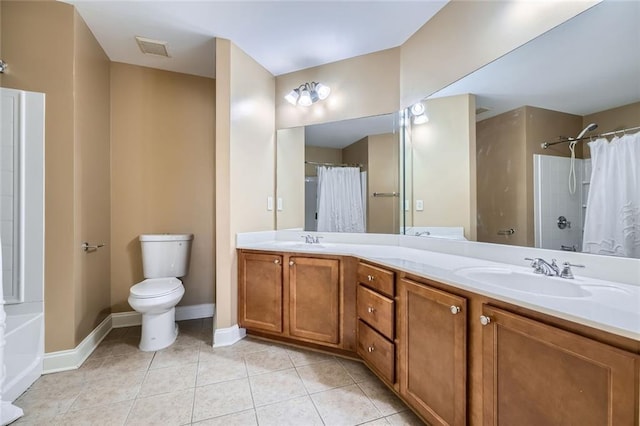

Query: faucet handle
560;262;585;279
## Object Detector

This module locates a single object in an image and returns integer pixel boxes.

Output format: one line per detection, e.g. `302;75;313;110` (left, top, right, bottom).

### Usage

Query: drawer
357;262;394;298
357;320;395;384
357;285;394;340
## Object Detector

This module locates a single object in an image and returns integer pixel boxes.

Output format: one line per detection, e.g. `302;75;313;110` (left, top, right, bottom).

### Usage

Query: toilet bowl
128;234;193;352
128;278;185;351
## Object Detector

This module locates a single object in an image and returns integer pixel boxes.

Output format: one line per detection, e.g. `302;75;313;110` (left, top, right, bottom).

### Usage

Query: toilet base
139;307;179;351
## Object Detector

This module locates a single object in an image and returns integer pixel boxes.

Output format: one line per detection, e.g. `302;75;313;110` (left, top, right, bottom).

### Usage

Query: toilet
128;233;193;351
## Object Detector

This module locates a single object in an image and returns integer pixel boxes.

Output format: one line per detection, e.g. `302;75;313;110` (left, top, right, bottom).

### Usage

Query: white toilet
128;233;193;351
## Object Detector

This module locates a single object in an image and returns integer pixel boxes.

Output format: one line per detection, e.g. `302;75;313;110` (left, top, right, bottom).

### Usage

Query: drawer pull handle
367;274;375;281
367;306;375;314
289;260;295;266
450;305;461;315
480;315;491;326
367;345;375;353
274;259;280;264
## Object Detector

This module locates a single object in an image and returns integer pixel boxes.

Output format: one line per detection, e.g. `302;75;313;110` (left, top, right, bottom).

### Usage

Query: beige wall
2;1;80;352
583;101;640;157
400;1;599;107
110;63;215;312
276;127;305;230
367;133;399;234
276;48;400;129
411;94;476;240
476;106;582;247
342;137;368;172
215;39;275;331
305;146;343;176
1;1;114;351
73;9;112;341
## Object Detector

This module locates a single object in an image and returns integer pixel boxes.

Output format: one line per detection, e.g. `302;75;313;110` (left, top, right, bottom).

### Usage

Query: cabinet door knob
274;259;280;264
367;274;375;281
367;306;375;314
450;305;461;315
289;260;295;266
367;345;375;353
480;315;491;326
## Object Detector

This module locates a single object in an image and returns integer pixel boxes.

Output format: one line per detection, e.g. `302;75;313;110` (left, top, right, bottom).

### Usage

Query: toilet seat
130;278;182;299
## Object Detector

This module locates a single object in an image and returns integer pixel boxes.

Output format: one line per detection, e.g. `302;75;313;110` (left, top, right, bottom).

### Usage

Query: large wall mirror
276;113;401;234
276;1;639;259
404;0;640;258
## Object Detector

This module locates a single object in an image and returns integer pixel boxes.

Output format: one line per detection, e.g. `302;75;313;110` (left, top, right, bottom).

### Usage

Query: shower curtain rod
305;161;363;168
541;125;640;149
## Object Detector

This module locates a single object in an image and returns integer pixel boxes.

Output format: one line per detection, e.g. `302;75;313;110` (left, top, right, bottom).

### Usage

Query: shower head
576;123;598;139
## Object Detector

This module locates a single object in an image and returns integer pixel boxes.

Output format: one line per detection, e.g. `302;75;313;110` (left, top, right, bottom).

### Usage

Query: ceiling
64;0;449;78
305;113;396;149
429;0;640;121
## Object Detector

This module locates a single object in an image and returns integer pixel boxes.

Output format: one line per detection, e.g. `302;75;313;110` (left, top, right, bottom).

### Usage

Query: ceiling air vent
475;107;491;115
135;36;170;57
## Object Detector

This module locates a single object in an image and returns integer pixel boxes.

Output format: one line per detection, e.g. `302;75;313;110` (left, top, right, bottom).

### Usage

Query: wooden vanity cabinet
289;256;340;344
397;277;467;426
238;252;283;333
481;305;639;426
356;262;396;385
238;250;355;351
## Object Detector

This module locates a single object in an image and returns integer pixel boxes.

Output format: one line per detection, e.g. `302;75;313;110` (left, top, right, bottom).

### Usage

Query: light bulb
284;89;299;105
410;102;425;116
298;89;312;106
315;83;331;100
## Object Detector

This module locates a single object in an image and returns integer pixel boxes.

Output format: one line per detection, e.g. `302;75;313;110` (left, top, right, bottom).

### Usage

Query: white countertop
238;232;640;342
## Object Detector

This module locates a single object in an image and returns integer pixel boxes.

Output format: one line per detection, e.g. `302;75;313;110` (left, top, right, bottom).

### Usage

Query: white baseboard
43;315;112;374
43;303;215;373
111;303;215;328
213;324;246;348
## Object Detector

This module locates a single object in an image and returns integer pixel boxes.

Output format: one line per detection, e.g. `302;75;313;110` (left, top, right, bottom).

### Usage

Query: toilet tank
139;234;193;279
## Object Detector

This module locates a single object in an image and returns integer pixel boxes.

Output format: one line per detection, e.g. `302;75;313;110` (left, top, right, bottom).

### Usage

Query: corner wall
215;39;276;332
0;1;112;351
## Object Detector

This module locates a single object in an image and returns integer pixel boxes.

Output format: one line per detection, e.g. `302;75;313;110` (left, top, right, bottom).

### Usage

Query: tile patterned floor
11;319;425;425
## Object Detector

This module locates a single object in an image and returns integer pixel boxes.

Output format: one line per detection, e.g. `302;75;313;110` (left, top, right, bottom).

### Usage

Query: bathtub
2;312;43;402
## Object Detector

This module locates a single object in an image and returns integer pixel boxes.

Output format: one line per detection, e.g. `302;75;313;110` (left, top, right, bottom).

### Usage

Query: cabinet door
238;252;283;333
482;305;639;426
289;257;340;344
397;278;467;426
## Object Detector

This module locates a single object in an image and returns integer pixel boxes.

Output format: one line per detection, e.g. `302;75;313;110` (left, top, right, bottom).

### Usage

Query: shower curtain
583;132;640;258
316;166;365;233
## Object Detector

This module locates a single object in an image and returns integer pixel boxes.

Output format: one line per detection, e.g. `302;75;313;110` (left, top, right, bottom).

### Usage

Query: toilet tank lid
139;234;194;242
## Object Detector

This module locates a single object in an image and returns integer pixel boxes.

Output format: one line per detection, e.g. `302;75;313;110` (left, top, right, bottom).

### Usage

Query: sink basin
455;267;592;298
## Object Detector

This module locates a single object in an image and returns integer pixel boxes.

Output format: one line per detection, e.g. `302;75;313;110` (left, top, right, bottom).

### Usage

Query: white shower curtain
316;166;365;233
583;132;640;258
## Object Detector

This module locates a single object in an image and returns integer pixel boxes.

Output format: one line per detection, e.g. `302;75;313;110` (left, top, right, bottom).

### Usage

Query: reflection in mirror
403;1;640;258
276;114;401;233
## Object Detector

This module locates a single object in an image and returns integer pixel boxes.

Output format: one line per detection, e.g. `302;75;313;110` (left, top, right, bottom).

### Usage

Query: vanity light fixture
410;102;429;124
285;82;331;106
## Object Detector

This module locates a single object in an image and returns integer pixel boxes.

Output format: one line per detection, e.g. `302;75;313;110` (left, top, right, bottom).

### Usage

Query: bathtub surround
0;88;45;417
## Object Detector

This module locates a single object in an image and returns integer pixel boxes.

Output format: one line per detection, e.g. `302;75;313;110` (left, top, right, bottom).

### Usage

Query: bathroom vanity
237;239;640;426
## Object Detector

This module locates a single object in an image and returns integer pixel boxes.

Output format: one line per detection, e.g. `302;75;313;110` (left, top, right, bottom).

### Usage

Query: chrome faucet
414;231;431;236
524;258;585;279
302;234;322;244
525;257;560;276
